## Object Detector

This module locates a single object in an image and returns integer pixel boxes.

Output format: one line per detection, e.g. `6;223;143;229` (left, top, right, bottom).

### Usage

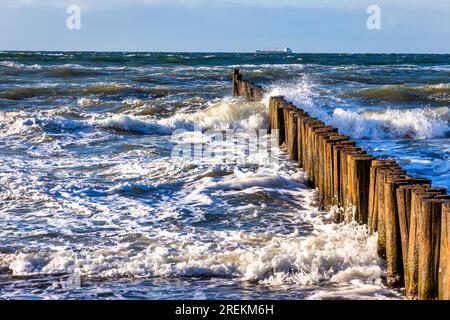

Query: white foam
267;78;450;139
78;97;101;107
3;99;266;137
92;114;173;135
0;61;42;70
88;97;268;135
0;157;390;299
332;107;449;139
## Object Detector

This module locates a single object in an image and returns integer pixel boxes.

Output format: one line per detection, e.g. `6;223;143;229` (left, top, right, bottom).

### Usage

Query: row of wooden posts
232;69;449;300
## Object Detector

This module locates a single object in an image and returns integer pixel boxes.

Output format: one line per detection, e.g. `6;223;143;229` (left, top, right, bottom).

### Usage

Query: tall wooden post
440;202;450;300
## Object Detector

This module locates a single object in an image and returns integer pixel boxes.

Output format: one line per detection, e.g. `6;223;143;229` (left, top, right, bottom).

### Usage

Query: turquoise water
0;52;448;299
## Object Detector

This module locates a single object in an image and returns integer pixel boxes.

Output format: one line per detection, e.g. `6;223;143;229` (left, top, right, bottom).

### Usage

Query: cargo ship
256;47;292;54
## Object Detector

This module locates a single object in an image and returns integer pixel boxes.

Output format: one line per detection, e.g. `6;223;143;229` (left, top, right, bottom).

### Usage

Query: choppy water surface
0;52;449;300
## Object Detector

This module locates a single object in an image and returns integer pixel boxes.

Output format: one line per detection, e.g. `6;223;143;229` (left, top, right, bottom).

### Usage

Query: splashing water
1;52;449;299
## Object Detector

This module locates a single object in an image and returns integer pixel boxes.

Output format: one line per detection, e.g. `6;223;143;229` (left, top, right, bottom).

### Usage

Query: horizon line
1;49;450;55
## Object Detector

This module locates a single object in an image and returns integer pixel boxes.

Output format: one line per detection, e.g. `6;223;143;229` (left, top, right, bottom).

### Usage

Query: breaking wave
267;79;450;139
0;97;268;138
93;97;268;134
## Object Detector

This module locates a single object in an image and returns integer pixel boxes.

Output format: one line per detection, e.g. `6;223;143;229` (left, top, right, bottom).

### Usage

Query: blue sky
1;0;449;53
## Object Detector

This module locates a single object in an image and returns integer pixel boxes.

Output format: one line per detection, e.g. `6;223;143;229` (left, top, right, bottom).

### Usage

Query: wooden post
296;112;309;166
277;101;286;146
349;155;373;224
368;160;397;234
341;147;365;211
287;109;300;161
440;202;450;300
376;165;403;258
384;175;410;288
232;69;240;96
396;182;431;289
334;141;356;209
418;199;447;300
269;96;283;134
325;135;348;207
407;188;446;299
314;128;338;207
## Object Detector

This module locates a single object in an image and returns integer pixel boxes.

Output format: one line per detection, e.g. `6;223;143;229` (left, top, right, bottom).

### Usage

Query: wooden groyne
232;69;450;300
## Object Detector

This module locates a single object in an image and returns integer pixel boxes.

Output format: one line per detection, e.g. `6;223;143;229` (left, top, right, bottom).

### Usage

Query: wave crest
268;79;450;139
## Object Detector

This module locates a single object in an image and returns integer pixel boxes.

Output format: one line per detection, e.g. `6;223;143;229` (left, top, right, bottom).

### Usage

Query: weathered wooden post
314;127;338;207
368;160;397;234
349;155;373;224
395;180;431;288
286;108;300;161
324;135;348;207
418;199;448;300
334;141;356;211
341;147;366;213
384;175;411;288
407;188;447;299
376;165;403;258
277;99;287;146
440;202;450;300
232;69;240;96
296;111;309;166
269;96;283;135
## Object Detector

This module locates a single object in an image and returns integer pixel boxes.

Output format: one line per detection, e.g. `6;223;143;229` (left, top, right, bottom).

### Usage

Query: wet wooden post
269;96;283;134
314;127;337;207
384;175;411;288
298;116;309;170
417;199;448;300
239;77;245;98
349;155;373;224
396;180;431;288
407;188;446;299
368;160;397;234
440;202;450;300
296;112;309;166
407;189;431;298
277;100;286;146
341;147;365;216
316;132;327;202
320;131;340;205
376;165;403;258
283;103;292;149
287;108;301;161
309;124;327;186
268;96;275;133
232;69;240;96
325;135;349;207
334;141;356;214
304;119;323;182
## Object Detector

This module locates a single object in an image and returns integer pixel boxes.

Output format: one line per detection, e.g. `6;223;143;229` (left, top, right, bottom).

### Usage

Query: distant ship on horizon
256;47;293;54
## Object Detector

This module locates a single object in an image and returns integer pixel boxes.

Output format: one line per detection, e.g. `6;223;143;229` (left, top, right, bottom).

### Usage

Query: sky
1;0;449;53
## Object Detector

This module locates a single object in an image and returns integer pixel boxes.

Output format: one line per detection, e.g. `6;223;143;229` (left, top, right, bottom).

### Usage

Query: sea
0;52;449;299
